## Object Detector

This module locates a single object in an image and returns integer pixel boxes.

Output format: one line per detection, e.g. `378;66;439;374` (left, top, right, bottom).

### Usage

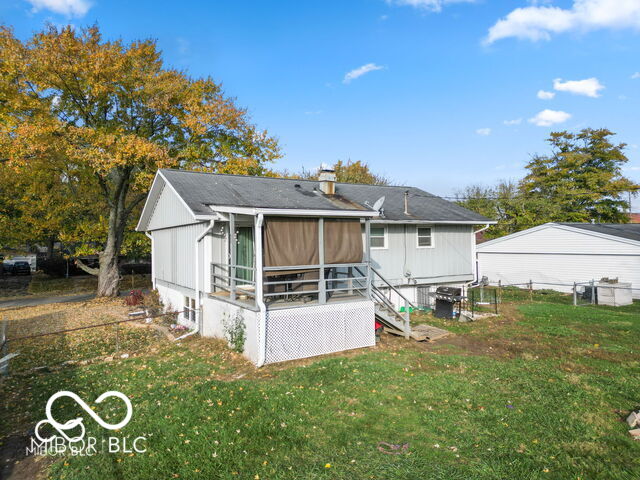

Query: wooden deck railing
210;262;369;309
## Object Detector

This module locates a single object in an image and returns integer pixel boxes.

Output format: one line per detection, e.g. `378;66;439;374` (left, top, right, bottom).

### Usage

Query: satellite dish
372;196;385;212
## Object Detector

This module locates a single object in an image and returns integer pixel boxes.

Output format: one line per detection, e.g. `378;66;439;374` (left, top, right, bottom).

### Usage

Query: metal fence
0;310;182;377
466;286;499;318
478;279;639;308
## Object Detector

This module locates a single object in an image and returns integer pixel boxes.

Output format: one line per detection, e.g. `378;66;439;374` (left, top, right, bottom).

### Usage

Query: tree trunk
96;170;130;297
46;235;55;259
97;240;122;297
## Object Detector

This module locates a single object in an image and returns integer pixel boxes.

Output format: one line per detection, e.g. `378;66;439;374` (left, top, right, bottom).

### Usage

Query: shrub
222;311;246;353
124;289;144;306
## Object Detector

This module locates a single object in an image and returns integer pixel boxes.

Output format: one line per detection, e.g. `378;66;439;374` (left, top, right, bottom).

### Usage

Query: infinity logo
35;391;132;444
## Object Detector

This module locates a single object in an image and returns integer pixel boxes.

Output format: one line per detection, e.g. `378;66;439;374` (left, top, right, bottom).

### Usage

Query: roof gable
136;173;197;231
477;222;640;251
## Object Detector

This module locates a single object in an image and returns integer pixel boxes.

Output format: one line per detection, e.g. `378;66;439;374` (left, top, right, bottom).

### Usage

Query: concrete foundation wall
201;297;260;364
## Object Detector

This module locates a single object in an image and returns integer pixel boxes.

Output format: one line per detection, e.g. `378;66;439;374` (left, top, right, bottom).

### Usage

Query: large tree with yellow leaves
0;25;280;296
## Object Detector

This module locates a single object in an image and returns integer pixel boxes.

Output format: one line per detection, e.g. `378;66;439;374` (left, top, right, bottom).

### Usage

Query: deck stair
369;268;414;338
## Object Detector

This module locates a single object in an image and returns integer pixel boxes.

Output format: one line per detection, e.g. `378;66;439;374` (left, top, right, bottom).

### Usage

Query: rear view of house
137;169;491;365
477;222;640;298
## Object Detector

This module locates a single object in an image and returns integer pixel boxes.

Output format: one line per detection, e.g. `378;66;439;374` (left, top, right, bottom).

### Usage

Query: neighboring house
629;213;640;224
136;168;492;365
477;222;640;298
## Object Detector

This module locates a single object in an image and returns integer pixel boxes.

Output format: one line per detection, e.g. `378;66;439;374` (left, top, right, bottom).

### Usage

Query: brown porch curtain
324;219;363;264
263;217;319;276
262;217;363;282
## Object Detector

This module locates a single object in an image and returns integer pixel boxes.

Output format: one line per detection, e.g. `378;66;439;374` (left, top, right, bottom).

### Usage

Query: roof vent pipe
404;190;409;215
319;168;336;195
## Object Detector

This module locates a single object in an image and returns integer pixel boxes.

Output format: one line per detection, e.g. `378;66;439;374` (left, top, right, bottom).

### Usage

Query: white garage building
476;222;640;298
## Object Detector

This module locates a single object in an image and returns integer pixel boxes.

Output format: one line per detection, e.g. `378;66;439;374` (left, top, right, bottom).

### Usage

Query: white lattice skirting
264;300;375;364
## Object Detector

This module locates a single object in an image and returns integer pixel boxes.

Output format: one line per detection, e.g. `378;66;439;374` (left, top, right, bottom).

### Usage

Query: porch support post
254;214;264;307
318;218;326;304
365;218;371;300
229;213;236;302
255;213;267;367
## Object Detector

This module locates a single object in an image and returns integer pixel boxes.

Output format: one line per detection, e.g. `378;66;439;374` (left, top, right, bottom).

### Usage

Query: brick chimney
319;168;336;195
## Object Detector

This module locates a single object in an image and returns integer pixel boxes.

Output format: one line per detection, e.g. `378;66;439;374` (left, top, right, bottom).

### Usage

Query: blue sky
2;0;640;208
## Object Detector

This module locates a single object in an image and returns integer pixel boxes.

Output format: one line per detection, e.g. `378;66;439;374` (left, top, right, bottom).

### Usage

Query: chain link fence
471;279;639;309
0;301;184;377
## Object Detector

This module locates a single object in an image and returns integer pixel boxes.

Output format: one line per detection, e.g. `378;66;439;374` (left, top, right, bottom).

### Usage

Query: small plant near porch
222;311;246;353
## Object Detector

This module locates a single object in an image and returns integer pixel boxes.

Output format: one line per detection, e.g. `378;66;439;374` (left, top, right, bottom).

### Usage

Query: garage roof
558;223;640;243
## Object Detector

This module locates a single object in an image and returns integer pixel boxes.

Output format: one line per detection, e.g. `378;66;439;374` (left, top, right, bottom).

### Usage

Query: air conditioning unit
596;281;633;307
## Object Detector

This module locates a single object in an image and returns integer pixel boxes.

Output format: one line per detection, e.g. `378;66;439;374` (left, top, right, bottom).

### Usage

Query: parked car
6;261;31;275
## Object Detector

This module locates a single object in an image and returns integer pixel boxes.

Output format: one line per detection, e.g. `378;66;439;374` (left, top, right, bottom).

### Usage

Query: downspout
176;220;215;341
472;224;490;283
255;214;267;367
474;224;491;235
144;232;155;290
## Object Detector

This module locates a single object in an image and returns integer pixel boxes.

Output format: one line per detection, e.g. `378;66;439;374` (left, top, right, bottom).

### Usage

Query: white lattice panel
264;300;375;364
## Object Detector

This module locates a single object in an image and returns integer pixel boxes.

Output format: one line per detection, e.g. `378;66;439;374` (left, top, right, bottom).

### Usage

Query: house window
370;226;387;249
184;296;197;322
417;227;433;248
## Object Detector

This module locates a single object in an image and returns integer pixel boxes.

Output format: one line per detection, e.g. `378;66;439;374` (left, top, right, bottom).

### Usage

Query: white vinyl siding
478;225;639;255
153;223;206;290
370;224;473;285
146;183;195;231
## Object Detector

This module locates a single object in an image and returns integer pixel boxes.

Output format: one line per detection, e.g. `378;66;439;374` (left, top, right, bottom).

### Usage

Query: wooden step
386;323;450;342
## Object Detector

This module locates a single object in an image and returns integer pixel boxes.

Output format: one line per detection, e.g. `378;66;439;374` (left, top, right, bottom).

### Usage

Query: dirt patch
0;432;52;480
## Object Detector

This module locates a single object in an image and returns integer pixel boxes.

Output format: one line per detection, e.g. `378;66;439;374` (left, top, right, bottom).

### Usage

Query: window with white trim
370;226;387;249
416;226;433;248
184;296;197;323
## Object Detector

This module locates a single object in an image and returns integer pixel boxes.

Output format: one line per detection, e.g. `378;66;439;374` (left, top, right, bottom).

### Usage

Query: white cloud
537;90;555;100
343;63;384;84
25;0;91;17
177;37;190;55
503;118;522;125
632;72;640;79
485;0;640;44
386;0;475;13
475;128;491;136
528;109;571;127
553;77;604;97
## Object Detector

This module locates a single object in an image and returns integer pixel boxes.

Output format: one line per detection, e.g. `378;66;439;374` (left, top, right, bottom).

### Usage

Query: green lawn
2;300;639;479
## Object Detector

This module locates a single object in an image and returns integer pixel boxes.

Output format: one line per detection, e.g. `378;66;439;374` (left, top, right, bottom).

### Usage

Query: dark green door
235;227;254;284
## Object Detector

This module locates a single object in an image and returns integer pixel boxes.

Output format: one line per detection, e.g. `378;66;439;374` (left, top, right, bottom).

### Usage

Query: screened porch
208;214;373;310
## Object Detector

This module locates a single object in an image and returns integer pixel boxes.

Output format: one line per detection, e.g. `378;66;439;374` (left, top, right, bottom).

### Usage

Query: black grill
434;286;463;301
434;286;463;319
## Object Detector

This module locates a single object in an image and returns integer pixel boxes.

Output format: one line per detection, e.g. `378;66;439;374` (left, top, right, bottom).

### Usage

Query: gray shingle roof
559;223;640;242
160;169;492;223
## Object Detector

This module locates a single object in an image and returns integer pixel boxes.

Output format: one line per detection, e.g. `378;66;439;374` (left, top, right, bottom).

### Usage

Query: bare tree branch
75;257;99;276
